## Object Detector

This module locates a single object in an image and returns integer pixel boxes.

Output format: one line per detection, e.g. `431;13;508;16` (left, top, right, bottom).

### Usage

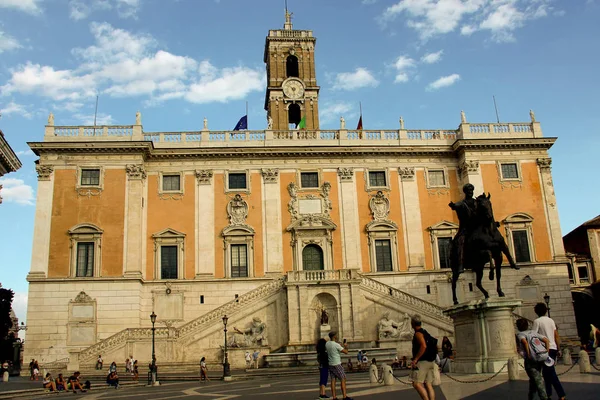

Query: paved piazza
7;370;600;400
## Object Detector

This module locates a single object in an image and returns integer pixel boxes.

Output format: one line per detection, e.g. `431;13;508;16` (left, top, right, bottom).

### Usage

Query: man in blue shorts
325;331;353;400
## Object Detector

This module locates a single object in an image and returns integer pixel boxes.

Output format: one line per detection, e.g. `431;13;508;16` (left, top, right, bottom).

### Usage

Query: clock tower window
288;103;301;129
286;55;299;78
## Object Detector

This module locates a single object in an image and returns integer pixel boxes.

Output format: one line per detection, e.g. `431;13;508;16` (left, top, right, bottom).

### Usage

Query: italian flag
297;116;306;130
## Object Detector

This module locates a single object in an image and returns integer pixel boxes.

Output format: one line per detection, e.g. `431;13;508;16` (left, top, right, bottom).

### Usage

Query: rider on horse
448;183;477;275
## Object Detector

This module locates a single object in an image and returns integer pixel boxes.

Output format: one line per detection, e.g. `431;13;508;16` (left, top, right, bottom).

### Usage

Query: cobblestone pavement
7;370;600;400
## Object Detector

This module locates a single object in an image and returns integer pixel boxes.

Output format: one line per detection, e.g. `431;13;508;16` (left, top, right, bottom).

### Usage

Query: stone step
265;347;399;368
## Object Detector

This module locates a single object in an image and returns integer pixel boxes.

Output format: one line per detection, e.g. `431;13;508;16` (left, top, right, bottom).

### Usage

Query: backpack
421;329;439;362
525;332;548;362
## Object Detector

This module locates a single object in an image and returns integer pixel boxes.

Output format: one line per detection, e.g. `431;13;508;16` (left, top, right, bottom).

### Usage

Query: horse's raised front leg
501;242;520;270
475;262;489;300
494;252;505;297
488;250;495;281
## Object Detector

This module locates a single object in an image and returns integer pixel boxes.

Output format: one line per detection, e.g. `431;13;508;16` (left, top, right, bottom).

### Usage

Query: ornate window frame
158;171;185;200
366;220;399;272
225;170;251;194
496;161;522;182
364;168;391;192
287;215;337;271
297;169;322;191
427;221;459;269
68;223;103;278
76;166;104;197
222;225;255;278
425;167;449;189
152;228;186;280
502;213;536;263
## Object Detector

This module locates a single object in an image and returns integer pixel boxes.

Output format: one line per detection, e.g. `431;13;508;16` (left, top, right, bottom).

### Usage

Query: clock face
283;80;305;99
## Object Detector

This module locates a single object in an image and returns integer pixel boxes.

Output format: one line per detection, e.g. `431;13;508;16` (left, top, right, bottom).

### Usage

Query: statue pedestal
444;298;522;374
320;324;331;339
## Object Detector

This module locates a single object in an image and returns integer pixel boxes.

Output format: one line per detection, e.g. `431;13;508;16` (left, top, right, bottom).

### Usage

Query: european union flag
233;115;248;131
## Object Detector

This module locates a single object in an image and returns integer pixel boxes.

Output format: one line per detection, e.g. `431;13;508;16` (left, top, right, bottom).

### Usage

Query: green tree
0;288;14;340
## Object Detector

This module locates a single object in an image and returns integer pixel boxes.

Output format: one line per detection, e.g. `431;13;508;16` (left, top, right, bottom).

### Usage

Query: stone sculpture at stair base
444;298;522;373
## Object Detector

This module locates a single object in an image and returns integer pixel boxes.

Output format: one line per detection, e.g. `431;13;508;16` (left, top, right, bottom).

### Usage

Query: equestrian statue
448;183;520;305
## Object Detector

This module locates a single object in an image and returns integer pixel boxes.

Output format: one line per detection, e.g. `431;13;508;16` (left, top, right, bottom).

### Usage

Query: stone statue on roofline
135;111;142;125
340;116;345;129
399;116;404;130
203;117;208;130
48;113;55;126
529;109;536;123
460;110;467;124
267;115;273;130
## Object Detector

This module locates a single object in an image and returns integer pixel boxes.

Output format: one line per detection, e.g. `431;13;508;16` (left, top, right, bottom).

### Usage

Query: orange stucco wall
145;174;196;279
213;173;264;278
356;170;407;272
417;169;461;270
481;162;551;261
323;172;343;269
48;168;126;277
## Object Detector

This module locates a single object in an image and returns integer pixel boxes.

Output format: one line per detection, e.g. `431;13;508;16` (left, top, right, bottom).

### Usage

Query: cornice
27;141;153;157
453;137;556;151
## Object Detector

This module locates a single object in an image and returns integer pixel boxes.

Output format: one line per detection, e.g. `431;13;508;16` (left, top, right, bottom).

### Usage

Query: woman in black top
442;336;453;359
316;338;329;399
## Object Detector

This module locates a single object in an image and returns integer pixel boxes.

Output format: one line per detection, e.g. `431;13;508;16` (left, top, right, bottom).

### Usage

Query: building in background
23;13;577;370
0;127;23;203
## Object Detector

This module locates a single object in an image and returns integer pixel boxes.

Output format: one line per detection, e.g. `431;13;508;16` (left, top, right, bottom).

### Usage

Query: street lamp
543;293;551;318
222;315;231;381
150;312;157;385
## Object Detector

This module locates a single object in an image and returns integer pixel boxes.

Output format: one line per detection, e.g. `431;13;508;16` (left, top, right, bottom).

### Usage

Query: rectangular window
81;169;100;186
162;175;181;191
369;171;387;187
375;239;393;272
567;263;574;284
300;172;319;188
501;163;519;179
437;237;452;269
231;244;248;277
512;230;531;263
160;245;178;279
76;242;94;277
578;266;590;284
228;173;247;190
428;170;446;187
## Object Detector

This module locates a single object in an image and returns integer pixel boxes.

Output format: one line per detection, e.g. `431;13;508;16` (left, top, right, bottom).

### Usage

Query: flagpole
246;101;249;130
93;95;99;135
359;101;362;118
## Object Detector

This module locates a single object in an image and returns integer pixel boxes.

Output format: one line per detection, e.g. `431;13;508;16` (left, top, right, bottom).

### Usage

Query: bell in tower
264;9;320;130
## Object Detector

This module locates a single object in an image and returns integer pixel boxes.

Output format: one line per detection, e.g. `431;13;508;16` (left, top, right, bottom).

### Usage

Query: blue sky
1;0;599;324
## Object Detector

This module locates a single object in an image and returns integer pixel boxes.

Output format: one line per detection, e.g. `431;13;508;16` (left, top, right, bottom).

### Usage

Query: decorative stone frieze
369;191;390;222
398;167;415;181
261;168;279;184
195;169;213;185
227;194;249;226
337;167;354;181
536;158;552;170
73;291;94;303
36;165;54;181
287;182;299;221
321;182;332;217
125;164;146;180
458;160;479;177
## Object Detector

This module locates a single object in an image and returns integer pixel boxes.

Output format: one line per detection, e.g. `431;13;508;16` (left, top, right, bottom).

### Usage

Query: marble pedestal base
444;298;522;374
320;324;331;339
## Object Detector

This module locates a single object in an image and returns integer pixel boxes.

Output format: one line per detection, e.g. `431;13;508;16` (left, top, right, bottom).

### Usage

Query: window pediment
502;213;534;224
366;220;398;232
152;228;186;239
427;221;459;234
287;215;337;232
222;225;255;237
68;223;103;235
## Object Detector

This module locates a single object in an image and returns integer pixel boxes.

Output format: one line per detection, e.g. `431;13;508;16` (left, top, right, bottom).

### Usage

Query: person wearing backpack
516;318;549;400
410;315;438;400
533;303;566;400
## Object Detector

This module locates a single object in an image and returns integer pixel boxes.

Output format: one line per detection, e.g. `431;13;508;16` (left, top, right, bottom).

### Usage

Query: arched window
302;244;324;270
286;55;299;78
288;103;301;128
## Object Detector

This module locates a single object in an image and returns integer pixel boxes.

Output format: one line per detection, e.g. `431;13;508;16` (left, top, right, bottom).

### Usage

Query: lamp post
544;293;551;318
150;312;157;385
222;315;231;381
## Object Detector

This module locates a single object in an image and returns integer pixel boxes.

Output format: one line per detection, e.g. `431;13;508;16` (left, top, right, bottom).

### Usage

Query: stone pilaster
123;165;146;278
195;170;215;278
458;159;483;194
398;167;425;269
28;165;55;279
536;158;566;260
261;169;284;275
337;168;362;270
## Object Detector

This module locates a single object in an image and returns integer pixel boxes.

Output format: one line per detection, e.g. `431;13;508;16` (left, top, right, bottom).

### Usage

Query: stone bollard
508;357;519;381
562;348;572;365
369;364;379;385
382;364;395;386
578;350;591;373
595;348;600;366
2;371;8;382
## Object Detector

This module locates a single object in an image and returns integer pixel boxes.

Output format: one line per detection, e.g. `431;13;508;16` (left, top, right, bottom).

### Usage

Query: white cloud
320;102;355;123
426;73;461;91
379;0;557;42
0;31;22;53
394;73;410;83
68;0;141;20
0;177;35;205
1;22;264;107
1;101;33;118
16;149;35;157
0;0;42;14
391;55;416;83
332;68;379;90
421;50;444;64
72;113;114;125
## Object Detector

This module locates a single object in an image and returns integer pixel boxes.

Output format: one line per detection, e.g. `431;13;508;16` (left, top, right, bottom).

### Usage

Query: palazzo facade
24;16;577;369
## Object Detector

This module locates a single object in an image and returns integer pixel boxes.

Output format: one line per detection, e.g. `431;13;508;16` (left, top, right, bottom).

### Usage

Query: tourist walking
316;338;329;399
245;351;251;369
133;360;139;382
199;357;210;381
325;331;353;400
516;318;549;400
252;350;260;369
533;303;566;400
410;315;438;400
96;355;103;370
441;337;453;359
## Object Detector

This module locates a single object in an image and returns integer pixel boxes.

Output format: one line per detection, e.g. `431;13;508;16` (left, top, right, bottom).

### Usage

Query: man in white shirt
532;303;566;400
325;332;353;400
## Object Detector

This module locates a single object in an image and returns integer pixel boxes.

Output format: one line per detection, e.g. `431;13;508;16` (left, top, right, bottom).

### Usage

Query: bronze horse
450;193;519;305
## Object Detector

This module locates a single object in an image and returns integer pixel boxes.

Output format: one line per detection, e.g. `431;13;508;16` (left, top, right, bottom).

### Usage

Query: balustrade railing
286;269;358;283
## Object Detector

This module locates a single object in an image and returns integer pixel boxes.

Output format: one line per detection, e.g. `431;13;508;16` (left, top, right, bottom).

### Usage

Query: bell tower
264;9;320;130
